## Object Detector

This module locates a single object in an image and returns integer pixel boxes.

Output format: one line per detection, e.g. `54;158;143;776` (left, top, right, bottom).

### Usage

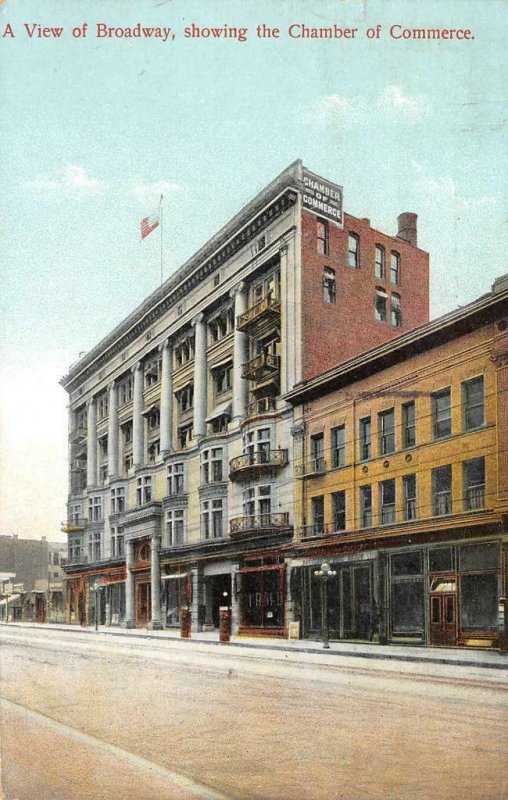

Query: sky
0;0;506;541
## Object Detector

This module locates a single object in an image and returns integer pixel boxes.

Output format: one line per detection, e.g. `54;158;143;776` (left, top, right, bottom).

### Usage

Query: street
1;627;507;800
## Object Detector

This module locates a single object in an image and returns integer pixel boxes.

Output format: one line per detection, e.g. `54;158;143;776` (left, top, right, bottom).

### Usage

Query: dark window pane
460;574;498;630
391;551;423;576
460;543;499;572
429;548;453;573
391;580;424;632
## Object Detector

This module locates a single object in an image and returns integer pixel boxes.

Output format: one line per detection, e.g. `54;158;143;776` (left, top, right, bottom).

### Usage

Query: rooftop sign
301;169;343;226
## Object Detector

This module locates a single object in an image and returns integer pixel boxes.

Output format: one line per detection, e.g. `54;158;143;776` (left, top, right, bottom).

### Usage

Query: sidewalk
3;621;507;670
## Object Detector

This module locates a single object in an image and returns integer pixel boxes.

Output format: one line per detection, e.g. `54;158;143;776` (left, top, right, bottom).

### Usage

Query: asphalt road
1;627;507;800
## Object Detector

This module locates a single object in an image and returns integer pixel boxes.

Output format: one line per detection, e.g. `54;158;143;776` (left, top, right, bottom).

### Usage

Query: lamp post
92;577;104;631
314;562;337;649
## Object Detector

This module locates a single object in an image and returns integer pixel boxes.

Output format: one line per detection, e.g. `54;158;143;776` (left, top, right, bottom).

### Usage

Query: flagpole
160;194;164;285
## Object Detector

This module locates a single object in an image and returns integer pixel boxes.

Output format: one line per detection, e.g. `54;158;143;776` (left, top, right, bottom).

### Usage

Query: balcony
236;295;281;333
241;353;280;383
69;426;87;444
229;512;290;538
246;397;277;418
300;522;346;540
229;449;288;481
61;517;87;533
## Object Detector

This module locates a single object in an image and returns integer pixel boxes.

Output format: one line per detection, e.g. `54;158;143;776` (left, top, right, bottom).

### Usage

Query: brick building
60;160;429;635
285;274;508;649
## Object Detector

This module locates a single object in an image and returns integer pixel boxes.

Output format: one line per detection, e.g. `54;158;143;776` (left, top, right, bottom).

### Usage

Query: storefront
238;557;286;636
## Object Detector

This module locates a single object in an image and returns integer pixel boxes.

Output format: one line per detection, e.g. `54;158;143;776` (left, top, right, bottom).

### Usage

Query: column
159;340;173;455
203;578;214;630
192;314;207;438
123;540;135;628
230;565;240;635
107;381;119;478
149;534;162;630
132;362;144;467
231;282;248;422
190;567;200;635
86;397;97;487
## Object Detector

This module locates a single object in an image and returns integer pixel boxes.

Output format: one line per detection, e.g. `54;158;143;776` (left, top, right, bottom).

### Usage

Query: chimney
397;212;418;247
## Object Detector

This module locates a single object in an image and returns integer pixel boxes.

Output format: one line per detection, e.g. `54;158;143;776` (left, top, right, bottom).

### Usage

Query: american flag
140;213;160;240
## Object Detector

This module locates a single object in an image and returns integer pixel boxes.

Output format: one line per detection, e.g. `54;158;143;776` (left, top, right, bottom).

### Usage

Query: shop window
311;496;325;537
374;289;387;322
374;245;385;279
359;417;371;461
167;462;185;496
323;267;336;304
310;433;325;473
391;551;422;577
380;479;396;525
136;476;152;506
331;425;345;469
432;465;452;516
460;574;498;631
332;491;346;532
317;219;329;255
432;388;451;439
402;401;416;448
201;448;223;485
463;457;485;511
201;499;224;540
429;547;454;573
240;567;284;629
391;581;424;634
390;293;402;327
166;509;185;546
360;485;372;528
390;252;400;285
459;543;498;572
378;408;395;455
402;474;417;520
347;232;359;268
462;376;484;431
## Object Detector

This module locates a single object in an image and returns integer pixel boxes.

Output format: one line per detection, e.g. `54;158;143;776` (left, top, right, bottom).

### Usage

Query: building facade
61;160;429;635
286;275;508;649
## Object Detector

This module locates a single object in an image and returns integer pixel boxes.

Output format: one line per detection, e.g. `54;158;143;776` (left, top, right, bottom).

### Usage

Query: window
146;408;160;431
432;465;452;516
374;289;387;322
323;267;336;304
88;530;101;562
390;252;400;284
178;424;193;450
374;245;385;279
403;474;417;520
98;436;108;460
378;408;395;455
53;553;60;566
147;440;160;463
201;499;224;540
310;433;325;472
88;496;102;522
317;219;329;255
124;453;133;473
243;485;272;523
136;476;152;506
359;417;371;461
332;491;346;532
244;428;271;464
174;336;194;367
69;504;82;524
209;310;233;344
347;233;359;268
201;448;223;484
360;485;372;528
432;389;451;439
380;479;396;525
111;526;124;558
97;393;109;420
118;376;133;406
402;402;416;448
214;363;233;395
122;421;133;445
463;457;485;511
176;384;194;413
167;462;185;496
462;376;484;431
166;509;185;546
311;496;325;537
110;487;125;514
331;425;345;469
390;293;402;327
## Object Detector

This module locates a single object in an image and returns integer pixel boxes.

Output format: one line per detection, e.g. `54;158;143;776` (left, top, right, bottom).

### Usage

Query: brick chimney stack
397;212;418;247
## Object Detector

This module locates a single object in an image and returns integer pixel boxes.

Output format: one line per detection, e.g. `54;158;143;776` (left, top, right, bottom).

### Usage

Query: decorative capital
279;243;289;256
130;361;142;375
290;422;307;439
87;397;95;409
229;281;246;299
108;380;116;392
158;337;171;354
490;349;508;368
191;312;205;328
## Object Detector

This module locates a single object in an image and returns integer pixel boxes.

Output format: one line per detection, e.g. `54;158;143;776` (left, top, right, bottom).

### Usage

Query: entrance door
211;574;231;628
136;582;151;626
429;577;457;646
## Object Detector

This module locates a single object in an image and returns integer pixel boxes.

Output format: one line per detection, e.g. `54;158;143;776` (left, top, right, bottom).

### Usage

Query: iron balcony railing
230;512;290;536
61;517;87;533
67;554;88;565
229;448;288;479
241;353;280;381
236;295;281;332
246;397;277;417
69;426;87;444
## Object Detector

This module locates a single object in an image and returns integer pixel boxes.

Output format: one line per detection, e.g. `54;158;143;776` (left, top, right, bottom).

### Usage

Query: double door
136;582;151;627
429;576;457;646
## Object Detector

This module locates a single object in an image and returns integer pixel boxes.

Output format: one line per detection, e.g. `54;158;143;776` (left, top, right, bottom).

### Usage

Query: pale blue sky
0;0;506;539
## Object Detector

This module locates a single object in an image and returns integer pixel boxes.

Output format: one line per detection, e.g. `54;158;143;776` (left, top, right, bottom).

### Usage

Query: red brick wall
301;211;430;380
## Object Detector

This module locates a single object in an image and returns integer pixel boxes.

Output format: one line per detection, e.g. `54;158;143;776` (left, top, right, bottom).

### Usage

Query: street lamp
92;577;104;631
314;562;337;649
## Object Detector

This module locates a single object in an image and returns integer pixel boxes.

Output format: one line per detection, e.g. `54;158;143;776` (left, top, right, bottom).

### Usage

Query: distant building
60;160;429;633
286;274;508;650
0;535;49;621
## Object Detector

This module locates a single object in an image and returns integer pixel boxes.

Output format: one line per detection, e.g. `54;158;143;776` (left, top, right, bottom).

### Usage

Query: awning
0;594;21;606
206;401;232;423
142;404;160;417
210;357;233;371
161;573;188;581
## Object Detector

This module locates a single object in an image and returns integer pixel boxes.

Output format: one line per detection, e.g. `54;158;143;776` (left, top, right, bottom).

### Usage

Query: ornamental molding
490;349;508;368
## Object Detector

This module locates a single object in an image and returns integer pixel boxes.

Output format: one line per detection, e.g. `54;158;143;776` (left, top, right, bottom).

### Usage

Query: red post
181;608;192;639
219;606;230;643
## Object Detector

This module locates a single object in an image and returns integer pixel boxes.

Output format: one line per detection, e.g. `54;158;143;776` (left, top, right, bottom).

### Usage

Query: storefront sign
302;169;343;226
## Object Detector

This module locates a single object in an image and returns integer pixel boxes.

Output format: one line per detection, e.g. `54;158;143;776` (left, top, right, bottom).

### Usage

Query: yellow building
285;275;508;649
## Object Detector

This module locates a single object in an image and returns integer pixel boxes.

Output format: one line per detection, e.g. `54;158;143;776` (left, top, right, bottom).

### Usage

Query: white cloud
23;164;103;199
129;179;182;201
413;161;497;210
377;85;427;121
